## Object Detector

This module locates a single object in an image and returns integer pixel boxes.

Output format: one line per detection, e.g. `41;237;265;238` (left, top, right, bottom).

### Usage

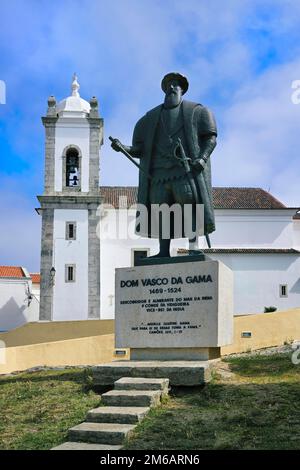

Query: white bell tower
38;75;103;321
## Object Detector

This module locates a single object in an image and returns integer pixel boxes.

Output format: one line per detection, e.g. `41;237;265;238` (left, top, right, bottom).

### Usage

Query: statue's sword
109;136;152;180
174;138;211;248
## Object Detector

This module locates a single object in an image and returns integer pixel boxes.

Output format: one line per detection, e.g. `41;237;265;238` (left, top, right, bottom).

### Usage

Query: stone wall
0;319;124;374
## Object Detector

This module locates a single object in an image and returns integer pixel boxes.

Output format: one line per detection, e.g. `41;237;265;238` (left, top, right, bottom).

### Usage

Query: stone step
114;377;169;395
101;389;162;407
92;360;213;387
86;406;150;424
68;422;136;445
52;441;122;450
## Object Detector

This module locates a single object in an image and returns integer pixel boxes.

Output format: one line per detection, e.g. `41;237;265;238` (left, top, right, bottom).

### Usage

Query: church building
37;77;300;322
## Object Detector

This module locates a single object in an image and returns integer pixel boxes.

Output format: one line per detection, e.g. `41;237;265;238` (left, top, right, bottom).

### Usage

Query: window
66;148;80;187
280;284;288;298
69;224;74;239
66;222;76;240
65;264;76;282
133;249;149;266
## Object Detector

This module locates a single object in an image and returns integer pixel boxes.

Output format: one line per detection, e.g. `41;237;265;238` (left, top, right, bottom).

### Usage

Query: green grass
124;353;300;450
224;353;299;380
0;368;100;450
1;353;300;450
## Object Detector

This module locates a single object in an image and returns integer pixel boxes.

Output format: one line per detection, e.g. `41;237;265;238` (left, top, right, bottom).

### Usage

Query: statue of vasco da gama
111;72;217;258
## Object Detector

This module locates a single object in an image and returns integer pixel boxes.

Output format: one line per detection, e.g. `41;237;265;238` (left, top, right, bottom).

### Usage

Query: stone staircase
52;377;169;450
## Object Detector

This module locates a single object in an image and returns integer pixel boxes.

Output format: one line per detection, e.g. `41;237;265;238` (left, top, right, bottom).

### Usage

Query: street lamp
50;267;56;285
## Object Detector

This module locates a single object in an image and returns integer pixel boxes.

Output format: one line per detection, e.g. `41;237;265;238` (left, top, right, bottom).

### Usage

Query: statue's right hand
111;138;122;152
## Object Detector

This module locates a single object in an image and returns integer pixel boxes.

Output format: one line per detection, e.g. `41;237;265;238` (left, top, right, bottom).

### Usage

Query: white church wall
210;210;296;248
54;120;90;192
209;253;300;315
52;209;88;321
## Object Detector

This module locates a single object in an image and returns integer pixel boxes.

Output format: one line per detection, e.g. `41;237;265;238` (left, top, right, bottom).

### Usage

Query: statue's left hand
191;158;205;172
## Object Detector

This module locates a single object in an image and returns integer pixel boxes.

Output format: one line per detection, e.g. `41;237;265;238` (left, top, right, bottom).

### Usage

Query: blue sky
1;0;300;271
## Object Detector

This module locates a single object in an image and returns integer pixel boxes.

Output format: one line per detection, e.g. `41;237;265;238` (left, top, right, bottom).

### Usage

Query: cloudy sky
1;0;300;271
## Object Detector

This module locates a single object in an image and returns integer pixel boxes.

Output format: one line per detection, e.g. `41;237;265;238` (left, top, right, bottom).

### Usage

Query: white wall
31;283;40;302
210;210;296;248
0;279;39;331
54;118;90;192
52;209;88;321
293;220;300;250
209;253;300;315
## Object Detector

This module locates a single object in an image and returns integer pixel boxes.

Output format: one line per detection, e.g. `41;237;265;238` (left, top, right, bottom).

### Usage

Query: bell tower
38;75;103;321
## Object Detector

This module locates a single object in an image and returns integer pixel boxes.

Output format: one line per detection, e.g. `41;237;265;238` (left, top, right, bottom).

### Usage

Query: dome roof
56;74;91;117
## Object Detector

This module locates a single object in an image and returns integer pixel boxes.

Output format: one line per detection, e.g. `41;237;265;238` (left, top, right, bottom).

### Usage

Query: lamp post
50;266;56;286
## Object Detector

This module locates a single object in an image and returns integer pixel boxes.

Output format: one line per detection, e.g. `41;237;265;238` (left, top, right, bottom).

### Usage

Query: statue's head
161;72;189;108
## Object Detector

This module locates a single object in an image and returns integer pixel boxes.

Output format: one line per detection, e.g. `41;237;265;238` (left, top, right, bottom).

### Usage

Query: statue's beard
164;92;182;108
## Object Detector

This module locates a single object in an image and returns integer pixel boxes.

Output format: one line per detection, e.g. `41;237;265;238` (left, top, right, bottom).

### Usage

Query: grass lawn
124;352;300;450
0;368;100;450
1;352;300;450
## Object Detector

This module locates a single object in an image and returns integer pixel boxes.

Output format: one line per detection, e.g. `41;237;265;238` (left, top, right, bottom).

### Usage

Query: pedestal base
130;347;220;361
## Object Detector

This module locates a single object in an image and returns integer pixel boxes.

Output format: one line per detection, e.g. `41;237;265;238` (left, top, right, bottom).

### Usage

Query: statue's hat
161;72;189;95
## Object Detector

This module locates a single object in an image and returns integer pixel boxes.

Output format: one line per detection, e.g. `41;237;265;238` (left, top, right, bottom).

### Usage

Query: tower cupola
56;74;91;117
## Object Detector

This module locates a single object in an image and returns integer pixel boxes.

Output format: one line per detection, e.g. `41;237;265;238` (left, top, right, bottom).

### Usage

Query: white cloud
213;59;300;206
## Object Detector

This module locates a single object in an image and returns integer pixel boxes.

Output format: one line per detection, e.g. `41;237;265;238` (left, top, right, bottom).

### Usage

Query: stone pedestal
115;259;233;361
130;347;220;361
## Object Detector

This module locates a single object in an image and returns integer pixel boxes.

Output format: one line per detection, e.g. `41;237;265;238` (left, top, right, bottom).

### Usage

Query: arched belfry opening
63;146;81;189
66;147;80;187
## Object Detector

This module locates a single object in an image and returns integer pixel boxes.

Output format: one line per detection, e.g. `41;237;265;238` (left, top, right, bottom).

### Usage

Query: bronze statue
110;72;217;258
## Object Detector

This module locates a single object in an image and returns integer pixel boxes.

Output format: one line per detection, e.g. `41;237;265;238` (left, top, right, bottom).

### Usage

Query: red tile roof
0;266;26;278
0;267;40;282
30;273;40;284
212;187;286;209
100;187;288;209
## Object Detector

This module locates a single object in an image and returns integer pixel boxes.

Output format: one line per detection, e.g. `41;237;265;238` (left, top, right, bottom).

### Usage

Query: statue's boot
188;237;205;256
149;239;171;258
